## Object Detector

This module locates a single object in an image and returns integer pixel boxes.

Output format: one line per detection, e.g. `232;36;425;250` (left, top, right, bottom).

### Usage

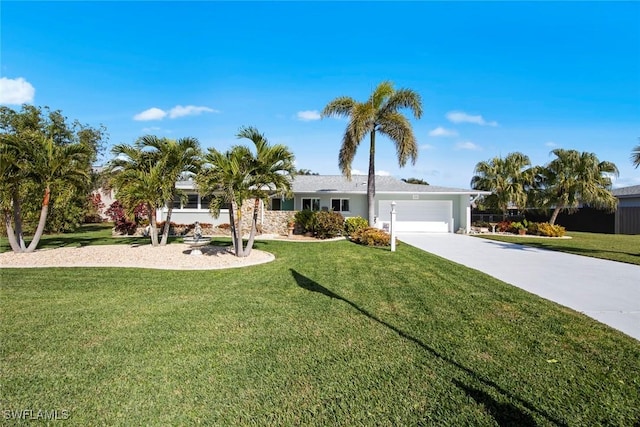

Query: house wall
293;192;367;218
374;193;468;232
615;196;640;234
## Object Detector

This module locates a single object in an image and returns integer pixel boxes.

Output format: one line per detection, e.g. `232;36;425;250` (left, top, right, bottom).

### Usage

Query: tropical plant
137;135;201;245
632;141;640;168
0;105;101;253
294;210;318;235
351;227;392;247
107;142;164;246
401;177;429;185
196;127;295;257
471;152;536;216
535;149;618;225
322;81;423;225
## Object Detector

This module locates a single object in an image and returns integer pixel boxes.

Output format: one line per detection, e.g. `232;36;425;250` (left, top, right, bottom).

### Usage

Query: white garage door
380;200;452;232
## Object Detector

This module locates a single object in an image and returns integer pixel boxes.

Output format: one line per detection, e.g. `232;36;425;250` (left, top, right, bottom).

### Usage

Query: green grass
0;223;181;252
475;231;640;265
1;231;639;425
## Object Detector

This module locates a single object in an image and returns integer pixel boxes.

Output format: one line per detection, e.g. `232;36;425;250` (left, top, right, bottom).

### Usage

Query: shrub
496;220;512;232
105;201;137;235
315;211;345;239
351;227;391;247
294;210;318;234
344;216;369;236
536;222;566;237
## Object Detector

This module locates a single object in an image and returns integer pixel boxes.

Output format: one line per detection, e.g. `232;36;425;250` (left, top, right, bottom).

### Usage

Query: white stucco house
157;175;489;234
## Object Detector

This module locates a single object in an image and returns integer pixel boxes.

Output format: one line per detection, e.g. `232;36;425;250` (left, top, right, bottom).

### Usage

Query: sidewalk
397;232;640;341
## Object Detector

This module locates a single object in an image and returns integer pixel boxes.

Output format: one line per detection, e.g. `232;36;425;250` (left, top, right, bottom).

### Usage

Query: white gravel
0;243;274;270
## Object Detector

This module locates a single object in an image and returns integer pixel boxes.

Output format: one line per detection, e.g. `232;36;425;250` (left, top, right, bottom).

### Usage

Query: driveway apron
397;232;640;341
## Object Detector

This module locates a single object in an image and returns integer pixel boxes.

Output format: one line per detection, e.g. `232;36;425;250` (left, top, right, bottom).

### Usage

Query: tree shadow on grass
291;268;566;426
452;379;537;426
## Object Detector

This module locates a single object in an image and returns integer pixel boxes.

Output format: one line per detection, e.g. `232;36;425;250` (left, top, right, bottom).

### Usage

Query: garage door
379;200;452;232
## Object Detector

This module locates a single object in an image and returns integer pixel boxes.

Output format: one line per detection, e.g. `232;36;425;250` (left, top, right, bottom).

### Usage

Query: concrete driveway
397;232;640;341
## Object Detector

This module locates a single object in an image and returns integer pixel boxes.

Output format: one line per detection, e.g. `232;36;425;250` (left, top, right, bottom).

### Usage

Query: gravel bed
0;244;274;270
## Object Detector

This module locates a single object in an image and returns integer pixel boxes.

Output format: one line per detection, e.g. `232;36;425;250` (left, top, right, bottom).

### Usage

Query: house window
302;198;320;211
172;199;182;209
271;198;282;211
331;199;350;212
184;194;198;209
201;195;212;209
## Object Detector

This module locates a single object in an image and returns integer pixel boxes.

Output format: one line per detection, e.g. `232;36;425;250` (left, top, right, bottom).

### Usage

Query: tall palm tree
538;149;618;225
322;81;423;225
632;142;640;168
139;135;201;245
470;152;534;217
107;141;164;246
196;127;295;257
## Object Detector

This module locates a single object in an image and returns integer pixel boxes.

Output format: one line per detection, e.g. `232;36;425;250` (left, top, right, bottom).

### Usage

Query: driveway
397;232;640;341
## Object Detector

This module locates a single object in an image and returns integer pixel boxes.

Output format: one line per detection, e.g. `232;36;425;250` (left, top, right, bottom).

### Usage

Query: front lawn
1;238;639;425
475;231;640;265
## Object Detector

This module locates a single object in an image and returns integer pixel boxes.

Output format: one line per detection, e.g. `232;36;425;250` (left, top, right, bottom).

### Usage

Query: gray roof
291;175;488;194
612;185;640;198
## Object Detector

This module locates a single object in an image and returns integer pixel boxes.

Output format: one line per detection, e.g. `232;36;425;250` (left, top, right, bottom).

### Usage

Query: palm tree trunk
367;130;376;226
549;206;562;226
160;198;174;246
12;190;26;251
25;186;50;253
229;202;244;257
149;205;159;246
4;210;23;253
243;198;261;257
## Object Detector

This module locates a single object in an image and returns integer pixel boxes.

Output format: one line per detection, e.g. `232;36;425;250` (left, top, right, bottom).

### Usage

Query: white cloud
296;110;321;121
545;141;557;147
0;77;35;104
428;126;458;137
376;170;391;176
134;105;217;121
455;141;481;151
446;111;498;127
134;107;167;121
420;144;436;150
168;105;217;118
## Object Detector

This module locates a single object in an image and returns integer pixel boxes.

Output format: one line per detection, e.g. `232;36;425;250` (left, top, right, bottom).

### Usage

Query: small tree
196;127;295;257
536;149;619;225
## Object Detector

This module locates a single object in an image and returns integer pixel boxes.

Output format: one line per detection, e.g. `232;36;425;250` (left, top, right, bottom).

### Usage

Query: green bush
351;227;392;247
344;216;369;236
315;211;345;239
294;210;317;234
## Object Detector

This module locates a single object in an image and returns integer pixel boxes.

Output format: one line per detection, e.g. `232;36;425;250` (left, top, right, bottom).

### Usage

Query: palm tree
196;127;295;257
632;141;640;168
538;149;618;225
107;142;164;246
139;135;201;245
1;131;90;252
322;81;423;225
238;126;295;252
471;152;534;218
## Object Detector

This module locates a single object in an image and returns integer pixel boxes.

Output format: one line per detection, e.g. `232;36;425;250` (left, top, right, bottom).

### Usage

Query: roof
612;185;640;198
291;175;489;195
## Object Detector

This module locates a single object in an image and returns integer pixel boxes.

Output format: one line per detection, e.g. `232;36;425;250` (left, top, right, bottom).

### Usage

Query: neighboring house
158;175;490;234
613;185;640;235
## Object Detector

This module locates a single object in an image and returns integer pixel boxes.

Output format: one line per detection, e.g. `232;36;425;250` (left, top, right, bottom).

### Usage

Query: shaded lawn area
475;231;640;266
0;223;183;253
1;239;639;425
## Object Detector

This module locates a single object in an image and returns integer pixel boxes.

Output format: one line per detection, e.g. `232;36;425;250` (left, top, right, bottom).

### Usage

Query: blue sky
2;1;639;189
